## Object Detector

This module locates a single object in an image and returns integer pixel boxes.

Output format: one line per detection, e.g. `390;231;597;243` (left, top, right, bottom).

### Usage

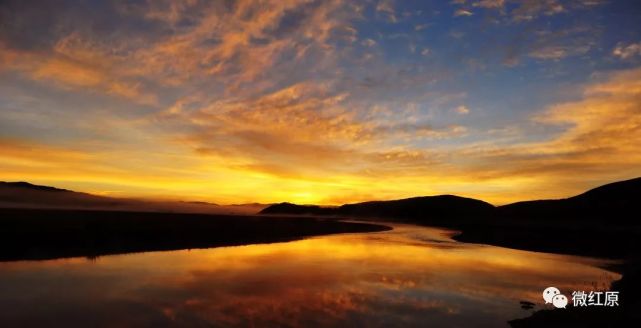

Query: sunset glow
1;0;640;204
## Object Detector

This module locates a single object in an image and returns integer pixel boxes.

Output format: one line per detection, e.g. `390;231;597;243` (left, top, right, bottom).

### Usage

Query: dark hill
259;202;338;216
261;177;641;226
259;177;641;258
0;181;109;207
260;195;495;227
0;181;70;192
497;177;641;224
337;195;494;224
0;181;264;215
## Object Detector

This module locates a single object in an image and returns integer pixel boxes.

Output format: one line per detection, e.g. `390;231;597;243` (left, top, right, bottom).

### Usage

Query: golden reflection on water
0;224;620;327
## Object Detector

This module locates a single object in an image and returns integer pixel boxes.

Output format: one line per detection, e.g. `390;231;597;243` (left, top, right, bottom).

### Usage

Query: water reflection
0;224;620;327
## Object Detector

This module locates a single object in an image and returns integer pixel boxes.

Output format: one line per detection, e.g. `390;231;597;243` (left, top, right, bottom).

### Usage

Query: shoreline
0;207;391;262
450;221;641;264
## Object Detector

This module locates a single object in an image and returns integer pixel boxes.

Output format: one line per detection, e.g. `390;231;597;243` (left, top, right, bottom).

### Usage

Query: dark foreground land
0;207;391;261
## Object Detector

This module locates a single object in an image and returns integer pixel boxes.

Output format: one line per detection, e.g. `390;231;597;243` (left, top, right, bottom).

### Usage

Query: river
0;223;620;327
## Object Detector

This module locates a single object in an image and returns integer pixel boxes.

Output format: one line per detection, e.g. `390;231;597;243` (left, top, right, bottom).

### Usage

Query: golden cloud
449;67;641;201
1;0;638;206
1;34;157;105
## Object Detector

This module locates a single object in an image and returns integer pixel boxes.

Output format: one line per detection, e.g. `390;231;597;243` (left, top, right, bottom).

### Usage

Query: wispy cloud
1;34;158;105
449;67;641;199
454;9;474;17
454;0;607;22
0;0;639;205
613;41;641;60
376;0;398;23
473;0;505;9
455;105;470;115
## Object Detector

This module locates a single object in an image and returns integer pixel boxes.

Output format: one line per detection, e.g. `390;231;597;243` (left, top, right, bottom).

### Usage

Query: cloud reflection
0;225;619;327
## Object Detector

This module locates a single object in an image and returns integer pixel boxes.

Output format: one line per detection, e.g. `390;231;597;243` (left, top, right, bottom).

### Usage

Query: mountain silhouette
261;195;495;227
260;203;338;216
260;177;641;257
2;177;640;258
261;177;641;224
0;181;265;215
497;177;641;224
0;181;116;208
0;181;70;192
336;195;495;226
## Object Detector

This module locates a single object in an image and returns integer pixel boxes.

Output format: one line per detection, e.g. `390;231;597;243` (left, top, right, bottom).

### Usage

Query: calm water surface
0;223;620;327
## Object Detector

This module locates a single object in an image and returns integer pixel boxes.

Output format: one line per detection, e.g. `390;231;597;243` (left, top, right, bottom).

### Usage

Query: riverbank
452;221;641;261
0;207;391;261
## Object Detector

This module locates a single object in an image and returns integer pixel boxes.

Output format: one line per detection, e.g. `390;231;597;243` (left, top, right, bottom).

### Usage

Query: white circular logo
542;287;560;304
552;294;568;308
543;287;568;309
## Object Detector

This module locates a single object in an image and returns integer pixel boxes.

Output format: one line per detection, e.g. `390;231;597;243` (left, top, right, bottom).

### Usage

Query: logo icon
552;294;568;308
542;287;560;304
543;287;567;309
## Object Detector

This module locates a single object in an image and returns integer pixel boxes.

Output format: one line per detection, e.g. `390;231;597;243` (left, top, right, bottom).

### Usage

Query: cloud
451;67;641;199
0;138;94;168
1;0;466;204
118;0;202;26
613;42;641;60
512;0;607;21
502;25;597;65
2;0;363;97
1;33;158;105
533;67;641;154
511;0;565;21
0;0;637;205
361;38;377;47
472;0;505;9
454;9;474;17
456;0;606;22
455;105;470;115
160;78;470;182
528;44;590;60
376;0;397;23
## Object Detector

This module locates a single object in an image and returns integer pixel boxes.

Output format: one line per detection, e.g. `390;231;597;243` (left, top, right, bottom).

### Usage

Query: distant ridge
259;203;338;216
3;177;640;225
497;177;641;224
0;181;70;193
261;195;495;227
0;181;265;215
260;177;641;226
2;177;640;258
258;177;641;257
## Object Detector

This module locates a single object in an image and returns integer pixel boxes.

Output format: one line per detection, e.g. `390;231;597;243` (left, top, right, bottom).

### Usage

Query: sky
1;0;640;205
